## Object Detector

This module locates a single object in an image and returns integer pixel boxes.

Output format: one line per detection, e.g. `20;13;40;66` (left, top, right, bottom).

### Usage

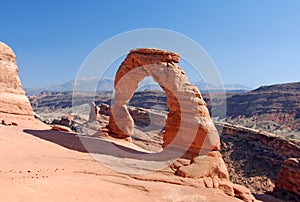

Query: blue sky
1;0;299;88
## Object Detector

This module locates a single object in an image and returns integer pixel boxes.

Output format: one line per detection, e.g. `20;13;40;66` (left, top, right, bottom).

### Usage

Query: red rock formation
176;151;229;179
88;102;100;122
60;114;74;127
0;42;34;124
51;124;73;133
108;48;220;156
102;48;257;201
215;121;300;159
275;158;300;198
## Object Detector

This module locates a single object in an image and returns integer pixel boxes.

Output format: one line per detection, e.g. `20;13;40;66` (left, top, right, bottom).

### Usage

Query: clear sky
0;0;299;88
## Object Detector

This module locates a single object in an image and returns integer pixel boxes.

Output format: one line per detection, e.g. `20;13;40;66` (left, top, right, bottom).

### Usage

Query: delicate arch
108;48;220;155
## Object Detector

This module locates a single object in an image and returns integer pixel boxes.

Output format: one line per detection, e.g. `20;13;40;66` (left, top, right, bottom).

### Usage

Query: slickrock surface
0;124;245;202
0;42;34;125
108;48;220;156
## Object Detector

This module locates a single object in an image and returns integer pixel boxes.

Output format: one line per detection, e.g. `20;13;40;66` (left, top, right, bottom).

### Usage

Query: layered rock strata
0;42;34;123
274;158;300;201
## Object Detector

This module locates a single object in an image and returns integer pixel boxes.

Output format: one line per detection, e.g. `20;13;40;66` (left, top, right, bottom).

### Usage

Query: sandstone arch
108;48;220;155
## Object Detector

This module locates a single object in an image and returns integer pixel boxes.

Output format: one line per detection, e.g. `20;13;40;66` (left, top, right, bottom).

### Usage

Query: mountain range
25;77;251;95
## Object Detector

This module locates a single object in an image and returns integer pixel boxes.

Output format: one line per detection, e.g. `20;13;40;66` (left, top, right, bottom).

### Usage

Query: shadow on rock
23;129;196;162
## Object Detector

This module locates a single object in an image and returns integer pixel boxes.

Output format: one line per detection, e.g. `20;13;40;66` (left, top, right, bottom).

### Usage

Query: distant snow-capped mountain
25;77;251;95
25;77;114;95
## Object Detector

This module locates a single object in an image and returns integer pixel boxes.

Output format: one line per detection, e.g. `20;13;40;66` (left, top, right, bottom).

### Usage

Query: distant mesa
226;81;300;137
0;41;35;125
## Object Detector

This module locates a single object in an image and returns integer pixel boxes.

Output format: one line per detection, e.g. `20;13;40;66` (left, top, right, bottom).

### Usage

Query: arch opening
108;48;220;157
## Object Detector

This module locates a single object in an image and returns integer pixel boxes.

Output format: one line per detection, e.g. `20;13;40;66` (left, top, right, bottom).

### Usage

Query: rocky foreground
1;123;250;202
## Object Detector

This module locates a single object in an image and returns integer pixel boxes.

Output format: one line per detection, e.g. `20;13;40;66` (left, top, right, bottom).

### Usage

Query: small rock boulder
176;151;229;180
232;183;257;202
51;124;73;133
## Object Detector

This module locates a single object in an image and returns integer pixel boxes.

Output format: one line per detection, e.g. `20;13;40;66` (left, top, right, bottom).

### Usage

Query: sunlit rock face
0;42;34;123
108;48;220;156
